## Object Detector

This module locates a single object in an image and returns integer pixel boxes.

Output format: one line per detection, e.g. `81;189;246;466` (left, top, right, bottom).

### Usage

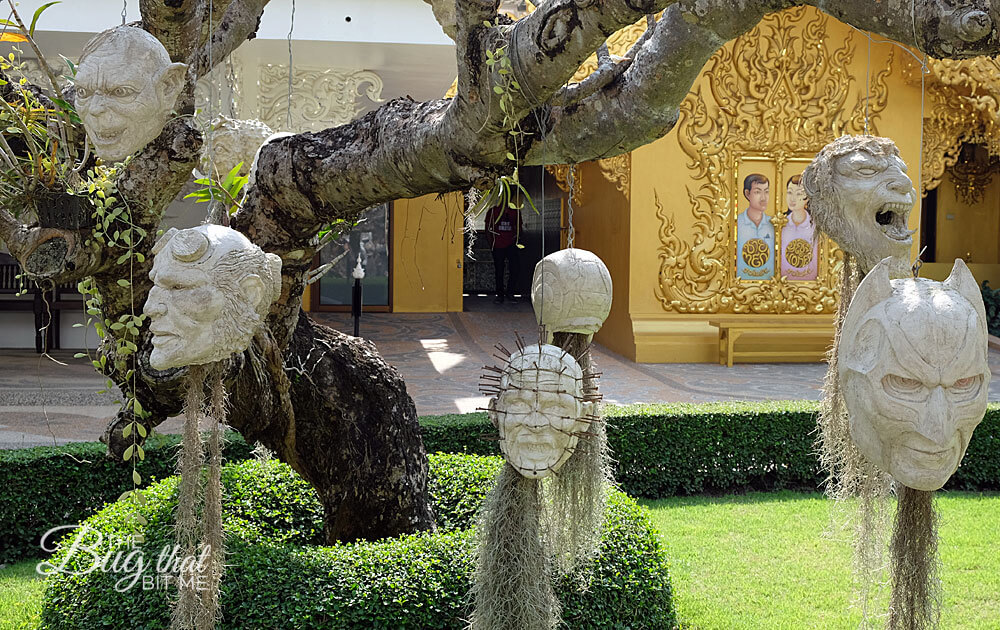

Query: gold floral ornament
784;238;814;268
741;238;771;268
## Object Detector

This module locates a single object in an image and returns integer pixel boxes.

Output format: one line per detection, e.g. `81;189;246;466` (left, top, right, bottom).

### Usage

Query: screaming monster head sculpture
488;344;596;478
144;225;282;370
801;135;917;275
75;26;187;162
840;257;990;491
531;249;613;343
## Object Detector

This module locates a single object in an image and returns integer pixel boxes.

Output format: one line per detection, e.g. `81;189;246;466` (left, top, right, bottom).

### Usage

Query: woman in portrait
780;174;818;281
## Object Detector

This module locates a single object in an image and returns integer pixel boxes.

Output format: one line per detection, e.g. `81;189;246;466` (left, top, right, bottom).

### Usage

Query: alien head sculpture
75;26;187;162
531;249;613;344
840;257;990;491
487;344;596;478
144;225;282;370
801;135;917;275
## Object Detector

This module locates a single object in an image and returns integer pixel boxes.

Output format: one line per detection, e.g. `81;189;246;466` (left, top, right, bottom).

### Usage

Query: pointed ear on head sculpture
76;26;188;162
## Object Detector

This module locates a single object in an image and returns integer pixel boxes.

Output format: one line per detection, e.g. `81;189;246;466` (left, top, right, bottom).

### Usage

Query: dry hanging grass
818;254;942;629
171;366;207;630
888;487;941;630
468;464;558;630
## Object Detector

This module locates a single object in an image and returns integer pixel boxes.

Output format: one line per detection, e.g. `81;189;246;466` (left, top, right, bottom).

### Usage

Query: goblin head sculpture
488;344;596;478
801;135;917;275
75;26;187;162
840;257;990;491
531;248;613;344
144;225;282;371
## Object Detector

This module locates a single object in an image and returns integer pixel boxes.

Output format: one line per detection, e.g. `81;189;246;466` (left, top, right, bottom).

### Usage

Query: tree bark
2;0;1000;543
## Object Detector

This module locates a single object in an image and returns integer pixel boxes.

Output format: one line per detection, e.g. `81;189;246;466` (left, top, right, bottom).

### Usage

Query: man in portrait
736;173;775;280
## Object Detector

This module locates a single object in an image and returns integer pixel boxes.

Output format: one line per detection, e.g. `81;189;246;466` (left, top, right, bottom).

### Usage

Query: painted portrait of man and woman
734;167;819;282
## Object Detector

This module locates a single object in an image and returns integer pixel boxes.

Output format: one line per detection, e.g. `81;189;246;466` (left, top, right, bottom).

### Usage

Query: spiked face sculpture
144;225;282;370
531;249;613;343
75;27;187;162
840;258;990;491
488;344;595;478
802;135;917;275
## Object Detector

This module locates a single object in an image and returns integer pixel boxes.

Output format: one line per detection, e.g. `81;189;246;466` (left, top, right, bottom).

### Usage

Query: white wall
0;308;95;350
17;0;452;46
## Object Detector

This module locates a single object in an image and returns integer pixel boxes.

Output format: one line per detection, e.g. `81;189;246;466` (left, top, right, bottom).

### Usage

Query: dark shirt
485;206;520;249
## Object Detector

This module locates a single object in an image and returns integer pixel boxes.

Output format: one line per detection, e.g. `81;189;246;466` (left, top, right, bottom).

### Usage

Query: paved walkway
3;304;1000;448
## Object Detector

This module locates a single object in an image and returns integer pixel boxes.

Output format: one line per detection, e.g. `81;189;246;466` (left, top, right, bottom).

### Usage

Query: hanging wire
286;0;296;130
121;0;127;25
206;0;218;221
567;164;576;248
864;31;871;135
509;16;546;335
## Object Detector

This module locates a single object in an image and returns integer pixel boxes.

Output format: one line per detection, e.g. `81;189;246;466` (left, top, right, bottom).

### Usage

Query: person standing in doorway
486;202;522;303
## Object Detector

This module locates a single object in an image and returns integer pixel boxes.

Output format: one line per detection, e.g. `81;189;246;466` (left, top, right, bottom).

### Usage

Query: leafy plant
185;161;249;216
39;456;676;630
981;281;1000;337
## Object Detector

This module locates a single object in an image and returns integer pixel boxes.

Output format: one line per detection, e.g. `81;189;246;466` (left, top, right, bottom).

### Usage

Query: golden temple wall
598;7;928;362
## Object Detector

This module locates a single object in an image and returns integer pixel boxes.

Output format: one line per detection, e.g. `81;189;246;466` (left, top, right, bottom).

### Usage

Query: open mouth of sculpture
92;128;125;144
874;202;915;243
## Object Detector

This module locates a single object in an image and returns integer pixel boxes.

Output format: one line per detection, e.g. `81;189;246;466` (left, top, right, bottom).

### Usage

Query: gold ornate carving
258;65;384;132
904;56;1000;194
546;164;583;207
443;11;657;97
569;15;660;84
596;154;630;200
656;6;890;314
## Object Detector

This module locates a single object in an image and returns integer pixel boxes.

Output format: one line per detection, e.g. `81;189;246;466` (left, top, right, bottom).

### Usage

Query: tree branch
188;0;272;78
140;0;203;62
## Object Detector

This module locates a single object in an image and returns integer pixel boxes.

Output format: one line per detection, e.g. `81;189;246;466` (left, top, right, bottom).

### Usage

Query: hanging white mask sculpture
144;225;282;370
75;26;187;162
488;344;596;478
840;257;990;491
801;135;917;275
531;248;612;343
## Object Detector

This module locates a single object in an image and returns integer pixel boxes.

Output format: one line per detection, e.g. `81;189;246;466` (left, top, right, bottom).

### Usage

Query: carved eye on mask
111;86;137;98
882;374;927;402
950;374;983;401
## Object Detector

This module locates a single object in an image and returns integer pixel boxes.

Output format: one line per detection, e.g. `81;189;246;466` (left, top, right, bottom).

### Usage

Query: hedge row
421;401;1000;497
0;433;254;563
40;455;676;629
5;401;999;562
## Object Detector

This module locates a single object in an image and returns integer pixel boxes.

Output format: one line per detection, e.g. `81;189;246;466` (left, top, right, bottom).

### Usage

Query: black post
352;276;363;337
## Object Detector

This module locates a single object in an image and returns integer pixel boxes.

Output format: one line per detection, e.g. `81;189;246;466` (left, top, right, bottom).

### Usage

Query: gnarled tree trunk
1;0;998;542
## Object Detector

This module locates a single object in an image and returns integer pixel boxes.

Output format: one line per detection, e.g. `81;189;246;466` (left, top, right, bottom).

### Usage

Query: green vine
470;22;540;247
74;163;152;541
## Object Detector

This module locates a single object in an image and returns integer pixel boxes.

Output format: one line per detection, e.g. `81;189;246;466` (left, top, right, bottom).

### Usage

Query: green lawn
643;491;1000;630
0;559;44;630
4;492;997;629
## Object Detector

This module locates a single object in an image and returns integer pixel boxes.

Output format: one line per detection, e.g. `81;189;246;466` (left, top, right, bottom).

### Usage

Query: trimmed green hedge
40;455;676;629
0;433;253;563
422;401;1000;497
5;401;999;562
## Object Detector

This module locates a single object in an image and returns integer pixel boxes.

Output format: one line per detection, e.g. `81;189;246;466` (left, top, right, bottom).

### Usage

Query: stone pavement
3;303;1000;448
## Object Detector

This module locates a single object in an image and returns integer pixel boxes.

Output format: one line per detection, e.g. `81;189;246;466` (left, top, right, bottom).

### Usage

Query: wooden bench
708;315;834;367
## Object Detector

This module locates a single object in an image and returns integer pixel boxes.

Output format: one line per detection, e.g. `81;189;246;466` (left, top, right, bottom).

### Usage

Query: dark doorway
463;166;563;311
920;186;937;263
